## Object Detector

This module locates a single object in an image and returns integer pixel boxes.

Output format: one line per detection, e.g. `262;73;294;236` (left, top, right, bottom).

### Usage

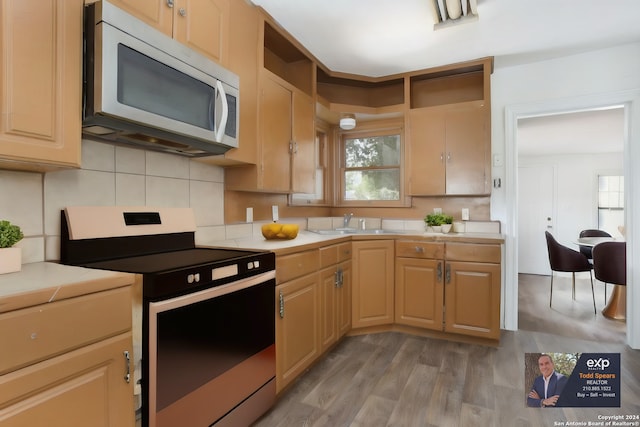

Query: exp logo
585;357;610;370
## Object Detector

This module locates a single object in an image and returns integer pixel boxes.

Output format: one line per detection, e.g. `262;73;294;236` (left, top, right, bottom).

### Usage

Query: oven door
146;271;275;427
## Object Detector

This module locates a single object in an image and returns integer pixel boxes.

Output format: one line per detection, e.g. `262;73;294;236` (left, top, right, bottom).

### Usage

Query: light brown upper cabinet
225;18;316;193
408;105;489;195
406;58;492;196
0;0;82;171
108;0;229;66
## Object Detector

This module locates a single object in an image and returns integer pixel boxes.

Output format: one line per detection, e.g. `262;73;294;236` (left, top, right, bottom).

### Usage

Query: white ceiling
250;0;640;77
250;0;634;156
518;107;625;157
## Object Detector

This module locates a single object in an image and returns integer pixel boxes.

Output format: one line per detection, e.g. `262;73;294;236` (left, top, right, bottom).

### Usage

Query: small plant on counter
0;220;24;248
424;213;453;227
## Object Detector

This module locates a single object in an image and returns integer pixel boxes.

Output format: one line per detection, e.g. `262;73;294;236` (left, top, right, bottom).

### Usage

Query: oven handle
148;270;276;314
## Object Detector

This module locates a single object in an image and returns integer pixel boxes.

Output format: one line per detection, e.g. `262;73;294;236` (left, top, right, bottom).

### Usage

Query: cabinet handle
166;0;174;7
445;264;451;284
437;261;442;282
124;350;131;383
447;152;451;162
279;290;285;318
334;270;340;287
337;267;344;288
414;246;424;253
440;152;444;162
179;7;187;16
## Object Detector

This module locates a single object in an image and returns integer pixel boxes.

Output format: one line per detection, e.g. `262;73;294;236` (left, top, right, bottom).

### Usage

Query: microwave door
214;81;228;143
97;23;219;142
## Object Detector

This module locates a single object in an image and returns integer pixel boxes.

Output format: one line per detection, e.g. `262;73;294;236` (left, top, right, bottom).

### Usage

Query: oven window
154;280;274;411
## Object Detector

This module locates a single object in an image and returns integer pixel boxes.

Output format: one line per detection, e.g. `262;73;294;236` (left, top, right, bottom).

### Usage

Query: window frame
337;120;408;207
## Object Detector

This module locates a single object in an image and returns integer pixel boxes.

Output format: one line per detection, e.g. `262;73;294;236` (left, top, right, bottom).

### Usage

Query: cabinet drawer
445;243;501;263
319;242;352;268
337;242;352;263
0;286;132;375
396;241;444;259
276;250;319;283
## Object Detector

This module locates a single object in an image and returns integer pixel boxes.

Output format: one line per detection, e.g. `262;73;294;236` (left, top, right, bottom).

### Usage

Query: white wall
520;152;623;247
490;41;640;348
0;140;228;263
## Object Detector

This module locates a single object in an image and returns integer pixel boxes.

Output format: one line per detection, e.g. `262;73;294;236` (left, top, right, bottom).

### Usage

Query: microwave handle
215;80;229;142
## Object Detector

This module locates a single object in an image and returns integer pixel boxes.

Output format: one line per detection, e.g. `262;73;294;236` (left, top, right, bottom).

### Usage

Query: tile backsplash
0;140;226;264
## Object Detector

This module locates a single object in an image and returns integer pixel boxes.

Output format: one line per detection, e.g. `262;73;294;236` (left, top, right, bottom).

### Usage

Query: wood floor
253;274;639;427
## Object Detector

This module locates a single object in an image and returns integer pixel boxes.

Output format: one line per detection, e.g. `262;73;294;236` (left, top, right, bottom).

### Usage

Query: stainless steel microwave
83;0;239;157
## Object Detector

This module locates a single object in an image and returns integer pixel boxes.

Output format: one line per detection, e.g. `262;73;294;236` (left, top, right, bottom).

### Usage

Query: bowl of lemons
261;223;299;240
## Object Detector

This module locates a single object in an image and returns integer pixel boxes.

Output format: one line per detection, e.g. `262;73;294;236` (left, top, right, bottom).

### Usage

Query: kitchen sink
308;228;399;235
308;228;357;235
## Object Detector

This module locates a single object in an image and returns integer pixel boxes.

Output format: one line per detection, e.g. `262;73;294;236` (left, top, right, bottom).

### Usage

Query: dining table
576;237;626;320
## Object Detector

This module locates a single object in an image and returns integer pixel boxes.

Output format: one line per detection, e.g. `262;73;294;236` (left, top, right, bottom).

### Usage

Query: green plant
424;213;453;227
0;220;24;248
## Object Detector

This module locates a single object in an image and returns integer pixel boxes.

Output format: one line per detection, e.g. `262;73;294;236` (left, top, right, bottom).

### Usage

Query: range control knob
187;273;200;284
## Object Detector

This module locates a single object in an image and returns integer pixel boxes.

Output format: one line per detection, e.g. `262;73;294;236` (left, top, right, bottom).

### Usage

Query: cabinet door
291;91;316;194
408;106;489;195
395;257;443;330
319;266;338;351
174;0;229;65
0;334;134;427
445;107;489;195
352;241;394;328
106;0;173;36
337;260;352;338
260;77;293;192
408;108;446;195
0;0;81;170
444;261;501;339
275;273;319;393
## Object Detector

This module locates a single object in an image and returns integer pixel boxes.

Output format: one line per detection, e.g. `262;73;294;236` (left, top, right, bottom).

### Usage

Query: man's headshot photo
526;353;573;407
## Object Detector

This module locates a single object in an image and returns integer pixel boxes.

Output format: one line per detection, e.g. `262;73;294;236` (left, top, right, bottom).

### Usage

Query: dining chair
545;231;596;314
578;229;612;259
592;241;626;320
578;229;612;302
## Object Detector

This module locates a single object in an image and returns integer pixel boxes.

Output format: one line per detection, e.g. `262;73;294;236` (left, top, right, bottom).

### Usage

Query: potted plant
0;220;24;274
424;213;454;233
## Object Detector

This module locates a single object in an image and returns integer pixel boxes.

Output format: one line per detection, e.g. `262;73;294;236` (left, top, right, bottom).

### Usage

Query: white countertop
0;230;503;311
200;230;505;253
0;262;135;313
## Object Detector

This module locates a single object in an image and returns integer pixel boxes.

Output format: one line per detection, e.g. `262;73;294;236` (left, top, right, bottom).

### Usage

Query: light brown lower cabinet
275;270;320;393
275;243;352;393
351;240;395;328
0;334;134;426
275;248;321;394
395;242;445;330
275;238;501;393
0;286;134;426
319;242;352;352
395;240;501;340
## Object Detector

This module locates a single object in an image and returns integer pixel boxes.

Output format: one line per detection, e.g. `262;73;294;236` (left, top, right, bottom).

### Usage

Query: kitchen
1;0;639;426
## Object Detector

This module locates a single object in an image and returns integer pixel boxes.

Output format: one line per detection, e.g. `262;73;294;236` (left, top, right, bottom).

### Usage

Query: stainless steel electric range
60;206;276;427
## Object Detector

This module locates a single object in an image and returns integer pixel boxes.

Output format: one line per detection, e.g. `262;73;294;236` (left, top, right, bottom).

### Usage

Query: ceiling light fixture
339;114;356;130
432;0;478;29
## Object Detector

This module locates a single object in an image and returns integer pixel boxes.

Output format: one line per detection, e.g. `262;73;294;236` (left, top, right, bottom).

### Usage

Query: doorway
504;91;638;348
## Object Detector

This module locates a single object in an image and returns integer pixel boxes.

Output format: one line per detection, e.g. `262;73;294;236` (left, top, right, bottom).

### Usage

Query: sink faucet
343;213;353;228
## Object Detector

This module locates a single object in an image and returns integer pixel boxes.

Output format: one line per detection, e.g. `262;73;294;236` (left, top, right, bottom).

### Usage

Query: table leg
602;284;626;320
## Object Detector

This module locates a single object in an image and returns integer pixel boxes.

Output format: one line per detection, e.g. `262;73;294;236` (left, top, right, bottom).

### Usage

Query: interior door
518;164;555;274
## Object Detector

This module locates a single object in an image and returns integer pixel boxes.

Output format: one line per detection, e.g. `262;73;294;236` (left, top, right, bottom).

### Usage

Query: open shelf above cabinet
263;21;313;96
316;69;404;111
410;62;487;109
